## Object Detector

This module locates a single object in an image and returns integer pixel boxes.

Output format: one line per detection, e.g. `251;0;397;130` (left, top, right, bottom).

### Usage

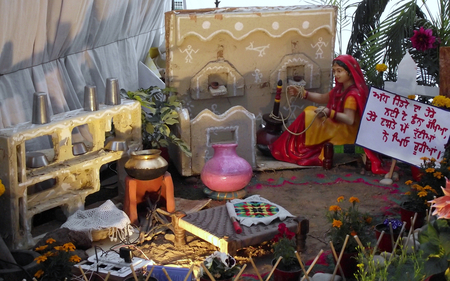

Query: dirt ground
132;158;411;279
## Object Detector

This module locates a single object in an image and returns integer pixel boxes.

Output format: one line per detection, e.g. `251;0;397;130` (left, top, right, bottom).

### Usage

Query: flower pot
400;202;426;230
374;223;401;252
124;149;168;180
333;251;358;278
271;259;302;281
200;143;253;192
0;250;40;281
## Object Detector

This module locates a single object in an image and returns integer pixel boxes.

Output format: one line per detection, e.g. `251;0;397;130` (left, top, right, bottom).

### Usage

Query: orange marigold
418;191;428;197
405;180;413;185
337;196;344;202
332;219;343;228
34;269;44;278
69;255;81;263
63;242;76;252
405;191;411;195
434;171;443;179
329;205;342;212
420;157;429;161
426;167;435;173
351;230;358;236
34;255;47;264
35;245;48;251
365;217;373;224
349;197;360;203
46;238;56;244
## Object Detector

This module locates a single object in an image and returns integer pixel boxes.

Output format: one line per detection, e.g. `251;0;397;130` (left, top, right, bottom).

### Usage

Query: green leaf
145;123;155;134
159;124;171;137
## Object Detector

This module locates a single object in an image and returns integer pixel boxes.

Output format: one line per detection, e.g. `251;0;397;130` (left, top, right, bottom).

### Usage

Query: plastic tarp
0;0;170;147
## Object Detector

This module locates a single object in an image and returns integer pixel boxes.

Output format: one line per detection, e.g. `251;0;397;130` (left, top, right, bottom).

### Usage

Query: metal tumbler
84;85;99;111
105;77;121;105
32;92;51;124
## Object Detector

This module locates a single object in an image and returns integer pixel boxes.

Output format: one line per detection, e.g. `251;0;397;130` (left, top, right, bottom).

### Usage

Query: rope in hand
268;84;329;136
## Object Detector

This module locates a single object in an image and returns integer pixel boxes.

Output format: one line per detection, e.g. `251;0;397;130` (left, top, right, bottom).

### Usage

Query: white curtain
0;0;170;130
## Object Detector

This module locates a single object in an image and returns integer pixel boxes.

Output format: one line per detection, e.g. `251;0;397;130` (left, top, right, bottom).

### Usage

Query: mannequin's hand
314;106;329;118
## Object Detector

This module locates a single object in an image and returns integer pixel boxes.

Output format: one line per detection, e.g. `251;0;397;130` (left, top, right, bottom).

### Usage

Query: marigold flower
0;180;5;197
34;255;47;264
418;191;428;197
63;242;76;252
407;95;416;100
35;245;48;251
69;255;81;263
420;157;429;161
434;171;443;179
426;167;435;173
337;196;344;202
375;63;387;72
332;219;343;228
350;230;358;236
329;205;341;212
423;185;432;190
405;191;411;195
411;26;436;51
54;246;64;251
405;180;413;185
46;238;56;244
365;217;372;224
34;269;44;278
349;197;360;203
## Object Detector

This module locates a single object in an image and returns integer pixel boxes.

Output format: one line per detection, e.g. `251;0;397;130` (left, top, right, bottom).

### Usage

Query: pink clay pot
201;143;253;192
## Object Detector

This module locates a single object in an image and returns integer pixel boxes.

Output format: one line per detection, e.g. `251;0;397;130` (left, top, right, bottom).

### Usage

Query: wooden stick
389;222;395;252
233;264;247;281
104;272;111;281
353;235;367;256
388;222;407;264
162;268;173;281
130;264;139;281
145;266;155;281
294;251;310;281
78;265;89;281
249;256;263;281
372;230;384;255
265;256;283;281
201;263;217;281
386;159;397;179
329;242;346;281
183;264;194;281
331;235;349;281
305;249;324;277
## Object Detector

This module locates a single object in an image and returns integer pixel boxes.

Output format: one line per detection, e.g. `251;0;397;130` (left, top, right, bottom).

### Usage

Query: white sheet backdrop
0;0;170;133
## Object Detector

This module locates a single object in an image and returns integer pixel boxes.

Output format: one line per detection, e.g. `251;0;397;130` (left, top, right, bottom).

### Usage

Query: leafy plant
348;0;449;88
271;222;300;271
125;86;191;157
419;218;450;279
33;238;81;281
326;196;373;253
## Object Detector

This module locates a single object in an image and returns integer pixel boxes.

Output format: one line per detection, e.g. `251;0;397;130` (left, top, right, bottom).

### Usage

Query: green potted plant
199;251;241;281
326;196;373;278
271;222;302;281
124;86;191;158
420;180;450;280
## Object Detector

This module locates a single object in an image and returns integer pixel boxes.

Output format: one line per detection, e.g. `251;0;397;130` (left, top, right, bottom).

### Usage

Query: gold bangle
330;109;336;119
303;90;309;100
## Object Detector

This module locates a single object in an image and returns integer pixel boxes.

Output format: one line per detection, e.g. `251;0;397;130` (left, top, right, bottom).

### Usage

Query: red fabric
269;55;368;166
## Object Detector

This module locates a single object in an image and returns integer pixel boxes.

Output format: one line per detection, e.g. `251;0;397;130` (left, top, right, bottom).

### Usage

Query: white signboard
356;87;450;167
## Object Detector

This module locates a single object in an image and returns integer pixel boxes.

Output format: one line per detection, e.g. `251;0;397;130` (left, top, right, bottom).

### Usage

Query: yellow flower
375;63;387;72
405;191;411;195
337;196;344;202
329;205;342;212
430;158;436;162
54;246;64;251
405;180;413;185
434;171;443;179
407;95;416;100
332;219;343;228
349;197;360;203
63;242;76;252
423;185;432;190
46;238;56;244
426;167;435;173
34;255;48;264
420;157;429;161
69;255;81;263
357;263;364;268
0;179;5;197
418;191;428;197
34;269;44;278
35;245;48;251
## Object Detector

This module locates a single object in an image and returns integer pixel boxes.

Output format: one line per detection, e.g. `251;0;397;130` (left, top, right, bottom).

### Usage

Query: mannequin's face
332;63;352;84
